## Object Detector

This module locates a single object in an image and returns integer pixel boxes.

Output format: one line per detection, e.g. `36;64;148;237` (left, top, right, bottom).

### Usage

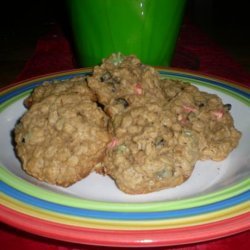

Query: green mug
67;0;186;67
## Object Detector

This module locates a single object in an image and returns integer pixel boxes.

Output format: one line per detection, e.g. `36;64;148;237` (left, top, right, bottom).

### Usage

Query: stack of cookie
87;54;199;194
14;54;241;194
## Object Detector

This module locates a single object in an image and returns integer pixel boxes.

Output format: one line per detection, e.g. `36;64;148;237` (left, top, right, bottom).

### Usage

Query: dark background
0;0;249;84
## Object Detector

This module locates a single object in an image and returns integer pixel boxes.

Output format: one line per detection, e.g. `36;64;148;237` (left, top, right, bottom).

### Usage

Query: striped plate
0;68;249;246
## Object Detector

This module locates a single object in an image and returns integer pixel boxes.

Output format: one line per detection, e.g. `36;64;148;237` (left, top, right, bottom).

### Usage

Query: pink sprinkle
107;138;119;149
182;104;197;113
180;117;188;125
212;109;224;119
134;83;143;95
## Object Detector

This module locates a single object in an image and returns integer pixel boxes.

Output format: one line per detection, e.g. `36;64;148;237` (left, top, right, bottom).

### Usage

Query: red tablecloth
1;22;250;249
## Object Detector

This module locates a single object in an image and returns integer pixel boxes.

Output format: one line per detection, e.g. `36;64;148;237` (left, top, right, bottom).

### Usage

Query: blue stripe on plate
1;181;249;221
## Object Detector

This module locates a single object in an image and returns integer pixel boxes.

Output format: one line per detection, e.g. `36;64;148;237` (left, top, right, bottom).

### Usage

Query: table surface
1;21;249;250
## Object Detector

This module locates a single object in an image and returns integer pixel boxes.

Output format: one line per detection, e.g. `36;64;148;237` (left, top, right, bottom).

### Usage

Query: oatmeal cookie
15;93;110;187
87;53;166;117
160;78;241;161
24;76;95;108
104;103;200;194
